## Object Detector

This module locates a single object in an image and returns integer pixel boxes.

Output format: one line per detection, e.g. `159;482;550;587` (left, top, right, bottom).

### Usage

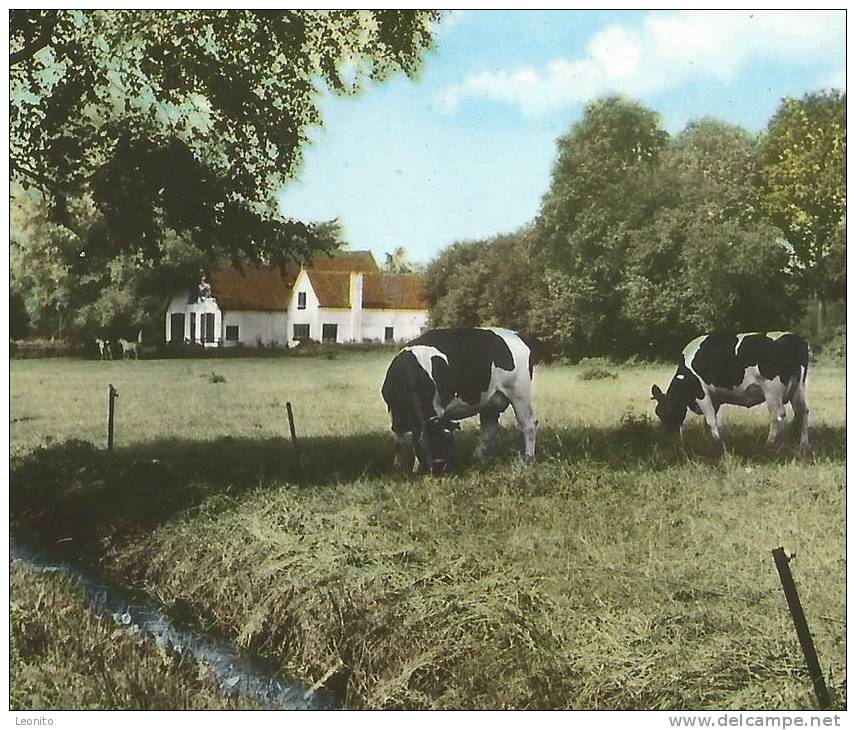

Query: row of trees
426;92;845;360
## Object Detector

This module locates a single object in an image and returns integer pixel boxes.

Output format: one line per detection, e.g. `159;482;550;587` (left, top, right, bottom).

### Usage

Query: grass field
10;353;846;709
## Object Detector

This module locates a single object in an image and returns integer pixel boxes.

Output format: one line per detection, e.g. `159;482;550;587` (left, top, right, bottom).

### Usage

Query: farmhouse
164;251;430;347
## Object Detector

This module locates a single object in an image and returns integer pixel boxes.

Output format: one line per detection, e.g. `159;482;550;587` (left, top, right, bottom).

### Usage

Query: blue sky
279;9;846;265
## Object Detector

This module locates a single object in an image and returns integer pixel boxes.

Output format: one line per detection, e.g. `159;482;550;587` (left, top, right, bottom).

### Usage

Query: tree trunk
816;297;824;338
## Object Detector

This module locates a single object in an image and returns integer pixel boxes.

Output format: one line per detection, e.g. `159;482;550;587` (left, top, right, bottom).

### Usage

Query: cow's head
419;416;461;476
651;384;687;433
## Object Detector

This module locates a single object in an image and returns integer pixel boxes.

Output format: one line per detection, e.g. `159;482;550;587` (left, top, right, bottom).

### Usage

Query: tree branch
10;160;56;194
10;10;58;66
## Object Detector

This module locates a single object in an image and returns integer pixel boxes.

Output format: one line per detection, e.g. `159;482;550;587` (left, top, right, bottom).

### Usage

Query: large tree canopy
759;90;846;306
10;9;439;265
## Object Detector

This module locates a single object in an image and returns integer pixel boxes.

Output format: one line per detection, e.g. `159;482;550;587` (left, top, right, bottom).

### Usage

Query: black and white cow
381;327;538;475
651;332;811;449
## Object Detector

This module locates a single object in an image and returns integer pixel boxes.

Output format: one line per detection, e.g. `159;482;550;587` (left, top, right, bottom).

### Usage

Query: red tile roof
204;252;428;312
206;251;379;311
206;264;300;311
304;250;379;274
362;273;429;310
308;271;351;308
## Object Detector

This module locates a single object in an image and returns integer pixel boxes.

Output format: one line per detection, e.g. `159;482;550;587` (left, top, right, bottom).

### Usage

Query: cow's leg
509;397;537;466
697;396;723;448
393;431;415;473
764;382;787;448
472;392;509;465
791;379;811;450
472;410;501;465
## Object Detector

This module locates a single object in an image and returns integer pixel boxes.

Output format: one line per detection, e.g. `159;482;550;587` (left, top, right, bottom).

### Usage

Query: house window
189;313;196;343
170;313;185;343
225;325;239;342
385;326;395;343
203;313;216;343
293;323;310;340
322;324;338;343
297;292;307;310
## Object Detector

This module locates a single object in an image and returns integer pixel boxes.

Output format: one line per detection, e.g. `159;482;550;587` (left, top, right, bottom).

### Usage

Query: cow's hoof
522;455;536;467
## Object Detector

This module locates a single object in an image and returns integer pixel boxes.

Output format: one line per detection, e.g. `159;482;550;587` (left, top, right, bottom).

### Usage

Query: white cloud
437;10;845;116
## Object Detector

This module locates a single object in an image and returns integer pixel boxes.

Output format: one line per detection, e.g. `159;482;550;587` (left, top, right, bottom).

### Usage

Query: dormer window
297;291;307;310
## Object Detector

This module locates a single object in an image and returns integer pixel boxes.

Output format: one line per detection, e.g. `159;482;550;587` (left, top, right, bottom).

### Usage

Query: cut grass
10;354;846;709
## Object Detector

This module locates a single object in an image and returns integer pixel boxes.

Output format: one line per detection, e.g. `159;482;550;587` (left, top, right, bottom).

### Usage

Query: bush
577;357;618;381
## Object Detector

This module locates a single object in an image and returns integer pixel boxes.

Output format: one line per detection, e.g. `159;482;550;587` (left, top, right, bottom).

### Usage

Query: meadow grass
10;353;846;709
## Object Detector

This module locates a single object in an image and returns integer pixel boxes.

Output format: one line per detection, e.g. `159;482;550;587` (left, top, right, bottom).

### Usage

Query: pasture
10;353;846;709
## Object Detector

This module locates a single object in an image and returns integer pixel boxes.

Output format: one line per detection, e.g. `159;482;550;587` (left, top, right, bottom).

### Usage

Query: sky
278;9;846;265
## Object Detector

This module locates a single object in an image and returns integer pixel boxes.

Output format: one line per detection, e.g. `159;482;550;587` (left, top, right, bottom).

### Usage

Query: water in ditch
10;538;335;710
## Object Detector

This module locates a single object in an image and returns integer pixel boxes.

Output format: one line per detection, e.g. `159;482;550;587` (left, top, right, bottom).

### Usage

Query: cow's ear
651;384;664;402
449;422;461;432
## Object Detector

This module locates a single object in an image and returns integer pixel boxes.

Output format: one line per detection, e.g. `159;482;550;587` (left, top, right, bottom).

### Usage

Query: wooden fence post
772;546;831;709
286;401;304;487
107;384;119;451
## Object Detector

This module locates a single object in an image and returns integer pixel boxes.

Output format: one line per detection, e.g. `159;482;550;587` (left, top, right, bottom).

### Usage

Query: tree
613;119;797;357
531;100;798;359
10;10;439;266
424;240;486;327
11;190;210;341
383;246;416;274
534;96;669;357
425;230;543;332
759;90;846;329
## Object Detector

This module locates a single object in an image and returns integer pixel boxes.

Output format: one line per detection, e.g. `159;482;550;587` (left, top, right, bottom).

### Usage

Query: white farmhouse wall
315;309;353;343
165;294;222;347
361;309;429;343
286;270;321;341
221;311;286;347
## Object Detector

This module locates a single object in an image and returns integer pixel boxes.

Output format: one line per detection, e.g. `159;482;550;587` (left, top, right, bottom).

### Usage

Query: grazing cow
95;338;112;361
117;338;139;360
651;332;810;449
381;327;538;475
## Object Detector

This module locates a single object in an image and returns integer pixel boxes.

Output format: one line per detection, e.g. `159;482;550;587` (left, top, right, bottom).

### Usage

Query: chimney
350;271;363;342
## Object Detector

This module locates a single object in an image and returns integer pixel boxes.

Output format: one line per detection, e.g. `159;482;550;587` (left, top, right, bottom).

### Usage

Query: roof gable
305;271;351;308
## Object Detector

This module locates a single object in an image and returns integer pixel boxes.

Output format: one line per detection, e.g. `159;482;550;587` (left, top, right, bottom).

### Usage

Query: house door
202;313;216;343
170;313;185;343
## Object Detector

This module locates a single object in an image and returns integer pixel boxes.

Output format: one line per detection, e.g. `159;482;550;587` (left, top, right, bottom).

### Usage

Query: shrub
578;357;618;381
